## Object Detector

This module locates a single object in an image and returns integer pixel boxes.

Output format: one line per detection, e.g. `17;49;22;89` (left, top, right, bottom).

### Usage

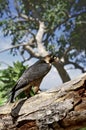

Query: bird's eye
54;56;56;59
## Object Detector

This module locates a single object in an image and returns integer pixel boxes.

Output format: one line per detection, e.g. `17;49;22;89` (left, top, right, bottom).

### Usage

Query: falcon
9;55;56;102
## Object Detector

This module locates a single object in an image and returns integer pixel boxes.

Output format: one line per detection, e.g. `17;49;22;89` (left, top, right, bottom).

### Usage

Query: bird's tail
8;84;25;103
7;83;18;103
7;89;16;103
9;91;15;103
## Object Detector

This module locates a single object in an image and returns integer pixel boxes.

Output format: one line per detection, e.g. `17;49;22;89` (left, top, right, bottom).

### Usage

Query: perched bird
9;55;56;103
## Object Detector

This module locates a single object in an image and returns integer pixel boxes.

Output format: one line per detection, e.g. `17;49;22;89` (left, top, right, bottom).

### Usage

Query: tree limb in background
14;0;39;22
68;61;86;73
35;21;48;56
53;58;71;82
0;42;40;58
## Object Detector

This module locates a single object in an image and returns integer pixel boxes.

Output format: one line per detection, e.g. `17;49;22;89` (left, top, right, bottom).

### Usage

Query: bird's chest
30;77;42;86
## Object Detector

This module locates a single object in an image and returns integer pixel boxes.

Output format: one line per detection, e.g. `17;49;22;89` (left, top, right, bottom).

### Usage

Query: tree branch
53;58;71;82
21;56;32;64
54;10;86;31
45;10;86;41
0;41;40;58
67;61;86;73
24;45;40;58
19;13;37;22
14;0;39;23
0;23;48;58
0;43;26;53
36;21;48;56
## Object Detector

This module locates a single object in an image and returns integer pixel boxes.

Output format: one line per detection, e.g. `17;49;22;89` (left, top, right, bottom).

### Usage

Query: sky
0;30;82;90
0;0;84;91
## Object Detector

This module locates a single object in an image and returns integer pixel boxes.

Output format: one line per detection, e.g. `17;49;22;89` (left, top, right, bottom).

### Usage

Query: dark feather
9;60;51;102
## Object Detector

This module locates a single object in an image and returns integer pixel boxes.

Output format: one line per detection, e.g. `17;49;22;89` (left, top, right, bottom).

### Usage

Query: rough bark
0;73;86;130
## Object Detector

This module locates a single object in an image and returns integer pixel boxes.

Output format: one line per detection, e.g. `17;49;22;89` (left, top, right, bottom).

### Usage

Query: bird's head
44;54;57;63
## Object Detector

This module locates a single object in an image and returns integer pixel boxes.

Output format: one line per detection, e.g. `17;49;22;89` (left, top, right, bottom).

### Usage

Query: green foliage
0;61;27;105
70;15;86;51
80;128;86;130
29;87;36;97
0;1;85;46
0;0;9;17
0;0;85;61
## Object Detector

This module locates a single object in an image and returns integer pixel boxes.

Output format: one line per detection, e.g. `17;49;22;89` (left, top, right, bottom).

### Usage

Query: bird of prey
9;55;56;102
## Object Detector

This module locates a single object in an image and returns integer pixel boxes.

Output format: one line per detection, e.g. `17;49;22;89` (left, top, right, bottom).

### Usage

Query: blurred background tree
0;0;86;102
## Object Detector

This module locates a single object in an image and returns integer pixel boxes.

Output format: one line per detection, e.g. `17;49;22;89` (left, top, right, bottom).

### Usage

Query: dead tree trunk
0;73;86;130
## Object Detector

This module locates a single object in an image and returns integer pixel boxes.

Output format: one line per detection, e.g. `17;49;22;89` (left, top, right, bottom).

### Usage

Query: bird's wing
11;62;51;92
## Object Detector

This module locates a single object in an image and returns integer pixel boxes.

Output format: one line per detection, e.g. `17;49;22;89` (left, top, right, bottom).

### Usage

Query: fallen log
0;73;86;130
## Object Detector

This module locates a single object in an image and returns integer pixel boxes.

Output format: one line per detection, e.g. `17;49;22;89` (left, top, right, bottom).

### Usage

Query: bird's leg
32;86;39;94
32;78;42;94
24;86;32;98
24;86;38;98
